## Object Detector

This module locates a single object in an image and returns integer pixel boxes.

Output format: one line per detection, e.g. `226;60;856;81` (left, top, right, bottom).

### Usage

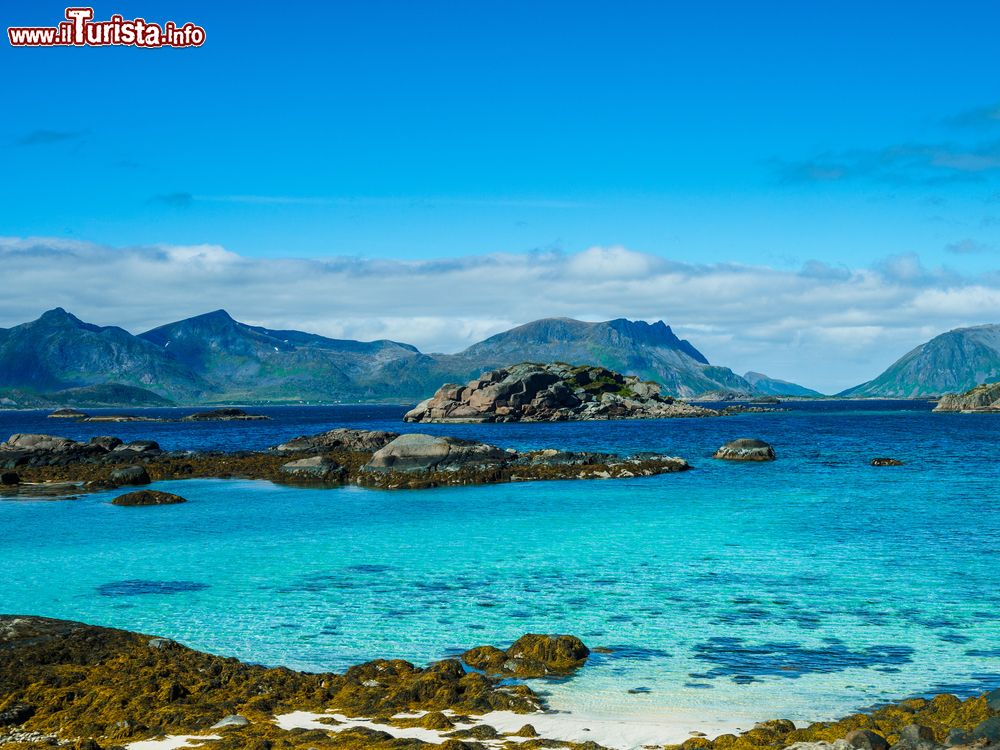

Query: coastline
1;615;996;750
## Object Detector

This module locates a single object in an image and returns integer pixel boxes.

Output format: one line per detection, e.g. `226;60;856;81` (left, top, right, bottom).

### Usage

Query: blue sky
4;1;1000;391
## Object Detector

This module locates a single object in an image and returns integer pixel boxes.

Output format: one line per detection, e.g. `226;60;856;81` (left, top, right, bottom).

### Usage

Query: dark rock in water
273;428;399;453
871;457;904;466
181;408;270;422
364;433;510;473
111;490;186;506
985;688;1000;712
97;580;210;596
109;465;151;486
404;362;718;423
0;701;34;726
81;414;156;423
0;471;18;486
846;729;890;750
713;438;776;461
279;456;345;481
47;408;87;419
461;633;590;677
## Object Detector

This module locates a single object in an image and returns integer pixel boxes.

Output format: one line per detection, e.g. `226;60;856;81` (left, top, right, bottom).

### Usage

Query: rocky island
405;363;720;423
933;382;1000;412
0;427;690;494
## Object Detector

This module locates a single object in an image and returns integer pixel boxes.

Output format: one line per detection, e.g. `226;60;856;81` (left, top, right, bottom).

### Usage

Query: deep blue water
1;401;998;727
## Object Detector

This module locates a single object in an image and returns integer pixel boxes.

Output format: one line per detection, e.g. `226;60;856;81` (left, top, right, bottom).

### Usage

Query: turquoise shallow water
1;402;999;727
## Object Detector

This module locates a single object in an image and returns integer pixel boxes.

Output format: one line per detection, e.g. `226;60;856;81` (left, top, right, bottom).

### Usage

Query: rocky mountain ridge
0;308;818;405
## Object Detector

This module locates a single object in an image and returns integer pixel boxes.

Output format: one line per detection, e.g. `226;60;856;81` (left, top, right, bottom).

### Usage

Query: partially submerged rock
279;456;346;481
111;489;186;506
462;634;590;678
405;362;719;423
871;457;904;466
364;433;510;473
713;438;776;461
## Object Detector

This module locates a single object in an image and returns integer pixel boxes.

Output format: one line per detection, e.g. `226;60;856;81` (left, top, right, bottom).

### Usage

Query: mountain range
839;324;1000;398
0;308;819;406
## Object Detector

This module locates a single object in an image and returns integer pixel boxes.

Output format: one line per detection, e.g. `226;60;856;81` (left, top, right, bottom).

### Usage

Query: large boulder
274;428;399;453
462;634;590;678
112;490;186;506
109;465;151;486
364;433;510;473
279;456;345;481
713;438;775;461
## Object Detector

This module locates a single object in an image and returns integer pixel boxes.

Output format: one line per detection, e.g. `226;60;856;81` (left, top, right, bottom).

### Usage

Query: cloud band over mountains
3;237;1000;393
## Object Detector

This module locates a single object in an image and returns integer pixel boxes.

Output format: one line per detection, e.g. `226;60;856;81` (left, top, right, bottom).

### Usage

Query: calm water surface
1;402;998;727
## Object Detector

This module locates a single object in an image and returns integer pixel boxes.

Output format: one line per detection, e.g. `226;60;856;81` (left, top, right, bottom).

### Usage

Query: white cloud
2;236;1000;394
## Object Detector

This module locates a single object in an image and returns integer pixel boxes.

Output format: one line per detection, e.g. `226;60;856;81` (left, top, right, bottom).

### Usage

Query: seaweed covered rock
111;490;187;506
663;692;998;750
404;362;718;423
273;428;399;453
713;438;775;461
0;616;541;747
871;458;904;467
461;634;590;677
279;456;346;481
364;433;510;473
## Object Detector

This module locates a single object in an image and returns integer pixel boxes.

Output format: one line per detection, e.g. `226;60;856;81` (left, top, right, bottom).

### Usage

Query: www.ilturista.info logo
8;7;205;48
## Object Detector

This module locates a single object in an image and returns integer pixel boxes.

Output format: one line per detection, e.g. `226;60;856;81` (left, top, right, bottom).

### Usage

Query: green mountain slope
839;324;1000;397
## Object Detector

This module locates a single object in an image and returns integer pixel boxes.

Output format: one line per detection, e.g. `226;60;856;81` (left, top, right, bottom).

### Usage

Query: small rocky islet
0;425;690;495
404;362;764;423
0;616;997;750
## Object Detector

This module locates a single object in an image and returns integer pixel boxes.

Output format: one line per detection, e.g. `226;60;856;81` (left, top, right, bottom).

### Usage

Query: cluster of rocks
0;615;547;749
934;382;1000;413
671;692;1000;750
461;634;590;678
273;431;691;487
404;362;720;423
0;433;162;470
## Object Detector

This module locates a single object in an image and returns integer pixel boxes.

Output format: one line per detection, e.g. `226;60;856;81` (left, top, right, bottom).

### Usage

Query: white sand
273;708;750;750
126;735;220;750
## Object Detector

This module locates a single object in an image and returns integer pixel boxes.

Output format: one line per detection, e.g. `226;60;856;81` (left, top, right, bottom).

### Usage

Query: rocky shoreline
933;382;1000;413
0;616;996;750
0;427;690;495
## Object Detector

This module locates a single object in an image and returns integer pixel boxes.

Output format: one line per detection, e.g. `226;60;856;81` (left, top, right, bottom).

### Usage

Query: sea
1;401;998;736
